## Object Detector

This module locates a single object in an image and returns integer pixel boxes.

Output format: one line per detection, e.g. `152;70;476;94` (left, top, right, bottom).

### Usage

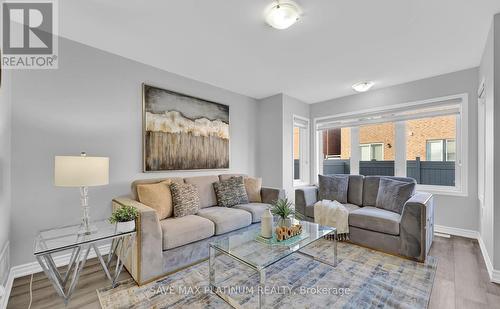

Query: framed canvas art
142;84;230;171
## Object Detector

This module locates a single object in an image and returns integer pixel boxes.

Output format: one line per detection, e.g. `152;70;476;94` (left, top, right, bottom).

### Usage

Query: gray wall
0;70;12;284
257;94;310;200
311;68;479;232
10;37;260;265
257;94;283;188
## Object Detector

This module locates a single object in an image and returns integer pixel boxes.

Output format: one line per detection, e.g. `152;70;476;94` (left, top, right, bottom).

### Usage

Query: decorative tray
256;231;310;246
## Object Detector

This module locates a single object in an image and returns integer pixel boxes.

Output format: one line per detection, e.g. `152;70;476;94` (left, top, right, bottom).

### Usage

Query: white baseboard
434;224;480;239
435;224;499;284
1;243;110;309
0;242;9;286
477;236;500;284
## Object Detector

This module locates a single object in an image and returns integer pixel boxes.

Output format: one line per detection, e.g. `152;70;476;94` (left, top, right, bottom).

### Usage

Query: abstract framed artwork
142;84;230;172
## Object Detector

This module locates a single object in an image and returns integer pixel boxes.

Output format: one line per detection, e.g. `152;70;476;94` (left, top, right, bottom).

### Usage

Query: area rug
97;240;436;309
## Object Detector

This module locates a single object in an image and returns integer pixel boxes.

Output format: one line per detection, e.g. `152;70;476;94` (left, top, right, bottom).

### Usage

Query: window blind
316;98;461;130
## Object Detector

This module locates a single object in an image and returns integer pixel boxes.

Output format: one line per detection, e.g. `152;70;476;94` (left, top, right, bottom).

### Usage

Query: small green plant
109;205;139;224
271;197;304;220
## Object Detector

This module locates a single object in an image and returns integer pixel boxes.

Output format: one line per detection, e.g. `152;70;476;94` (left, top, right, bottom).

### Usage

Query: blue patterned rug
97;240;436;308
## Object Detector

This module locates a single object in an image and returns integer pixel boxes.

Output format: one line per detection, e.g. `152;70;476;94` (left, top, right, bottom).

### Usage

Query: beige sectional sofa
112;174;284;285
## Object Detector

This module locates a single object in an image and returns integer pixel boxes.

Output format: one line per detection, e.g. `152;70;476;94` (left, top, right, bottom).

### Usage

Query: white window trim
293;115;310;187
359;143;384;161
313;93;468;197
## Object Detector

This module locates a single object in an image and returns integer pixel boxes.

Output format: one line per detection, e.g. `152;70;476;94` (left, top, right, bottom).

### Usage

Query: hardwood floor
7;236;500;309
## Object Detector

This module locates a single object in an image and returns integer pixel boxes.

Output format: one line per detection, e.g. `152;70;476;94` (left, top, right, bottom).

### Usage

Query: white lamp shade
54;156;109;187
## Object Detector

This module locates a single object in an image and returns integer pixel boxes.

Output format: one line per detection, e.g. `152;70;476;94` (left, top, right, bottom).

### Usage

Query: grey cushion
349;206;401;235
213;176;249;207
343;203;361;213
160;215;215;250
347;175;364;206
184;175;219;208
376;178;416;214
170;182;200;217
318;174;349;203
197;207;252;235
233;203;271;223
363;176;416;206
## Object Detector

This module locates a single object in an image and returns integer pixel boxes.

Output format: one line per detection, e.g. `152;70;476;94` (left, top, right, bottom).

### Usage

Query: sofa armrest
113;196;163;285
294;186;318;218
261;187;285;204
400;192;434;262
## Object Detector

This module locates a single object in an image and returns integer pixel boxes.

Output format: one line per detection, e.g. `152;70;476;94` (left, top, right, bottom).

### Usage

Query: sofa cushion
376;178;416;214
233;203;271;223
136;180;173;220
349;206;401;235
160;215;215;250
363;176;416;206
343;203;361;213
318;174;349;203
213;176;249;207
170;182;200;217
244;177;262;203
131;177;184;200
347;175;364;206
218;174;247;181
197;207;252;235
184;175;219;208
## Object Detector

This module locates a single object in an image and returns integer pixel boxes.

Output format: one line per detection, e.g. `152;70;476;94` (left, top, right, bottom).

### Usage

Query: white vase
278;217;292;228
261;209;273;239
116;220;136;233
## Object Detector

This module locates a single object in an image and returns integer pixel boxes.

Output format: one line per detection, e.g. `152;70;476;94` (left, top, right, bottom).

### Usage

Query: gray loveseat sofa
112;174;284;285
295;175;434;262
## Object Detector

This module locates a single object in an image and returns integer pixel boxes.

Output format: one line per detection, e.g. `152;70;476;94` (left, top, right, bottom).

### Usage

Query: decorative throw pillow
318;174;349;204
244;177;262;203
375;178;416;214
136;180;173;220
170;182;200;217
213;176;249;207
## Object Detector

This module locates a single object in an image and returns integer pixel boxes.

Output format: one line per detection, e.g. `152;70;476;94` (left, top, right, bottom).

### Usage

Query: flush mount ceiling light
352;81;375;92
264;1;302;30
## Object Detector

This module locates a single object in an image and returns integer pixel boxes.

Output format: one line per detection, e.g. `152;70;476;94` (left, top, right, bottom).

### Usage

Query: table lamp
54;152;109;235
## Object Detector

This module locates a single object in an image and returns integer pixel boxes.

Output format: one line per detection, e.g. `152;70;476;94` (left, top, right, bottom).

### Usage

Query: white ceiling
60;0;500;103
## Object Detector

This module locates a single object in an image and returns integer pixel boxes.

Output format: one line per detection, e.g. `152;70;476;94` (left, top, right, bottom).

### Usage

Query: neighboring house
321;115;456;162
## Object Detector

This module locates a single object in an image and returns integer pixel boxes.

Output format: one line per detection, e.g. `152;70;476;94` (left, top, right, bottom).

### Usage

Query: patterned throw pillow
213;176;249;207
318;174;349;204
170;182;200;217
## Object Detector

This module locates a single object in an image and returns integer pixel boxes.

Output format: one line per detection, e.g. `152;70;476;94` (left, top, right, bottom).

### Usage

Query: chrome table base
35;234;135;304
209;231;337;309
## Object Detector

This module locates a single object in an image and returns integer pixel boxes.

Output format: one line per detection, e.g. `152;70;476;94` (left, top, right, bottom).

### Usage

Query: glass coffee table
34;220;136;304
209;221;337;309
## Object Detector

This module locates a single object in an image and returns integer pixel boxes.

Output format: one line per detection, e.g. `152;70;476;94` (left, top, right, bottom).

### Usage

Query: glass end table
209;220;337;308
34;220;136;304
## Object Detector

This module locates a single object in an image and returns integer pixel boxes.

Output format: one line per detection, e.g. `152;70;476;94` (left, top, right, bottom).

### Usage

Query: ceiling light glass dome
265;1;302;30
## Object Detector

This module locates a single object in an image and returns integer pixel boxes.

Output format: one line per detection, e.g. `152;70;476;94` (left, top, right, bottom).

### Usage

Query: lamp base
77;224;98;235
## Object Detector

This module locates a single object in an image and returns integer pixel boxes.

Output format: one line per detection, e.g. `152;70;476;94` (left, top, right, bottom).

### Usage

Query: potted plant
271;197;303;227
109;205;139;233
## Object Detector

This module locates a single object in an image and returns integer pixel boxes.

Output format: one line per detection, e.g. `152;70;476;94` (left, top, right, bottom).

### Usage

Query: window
293;116;310;185
407;115;457;186
318;127;351;175
315;94;467;195
425;139;456;161
360;143;384;160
